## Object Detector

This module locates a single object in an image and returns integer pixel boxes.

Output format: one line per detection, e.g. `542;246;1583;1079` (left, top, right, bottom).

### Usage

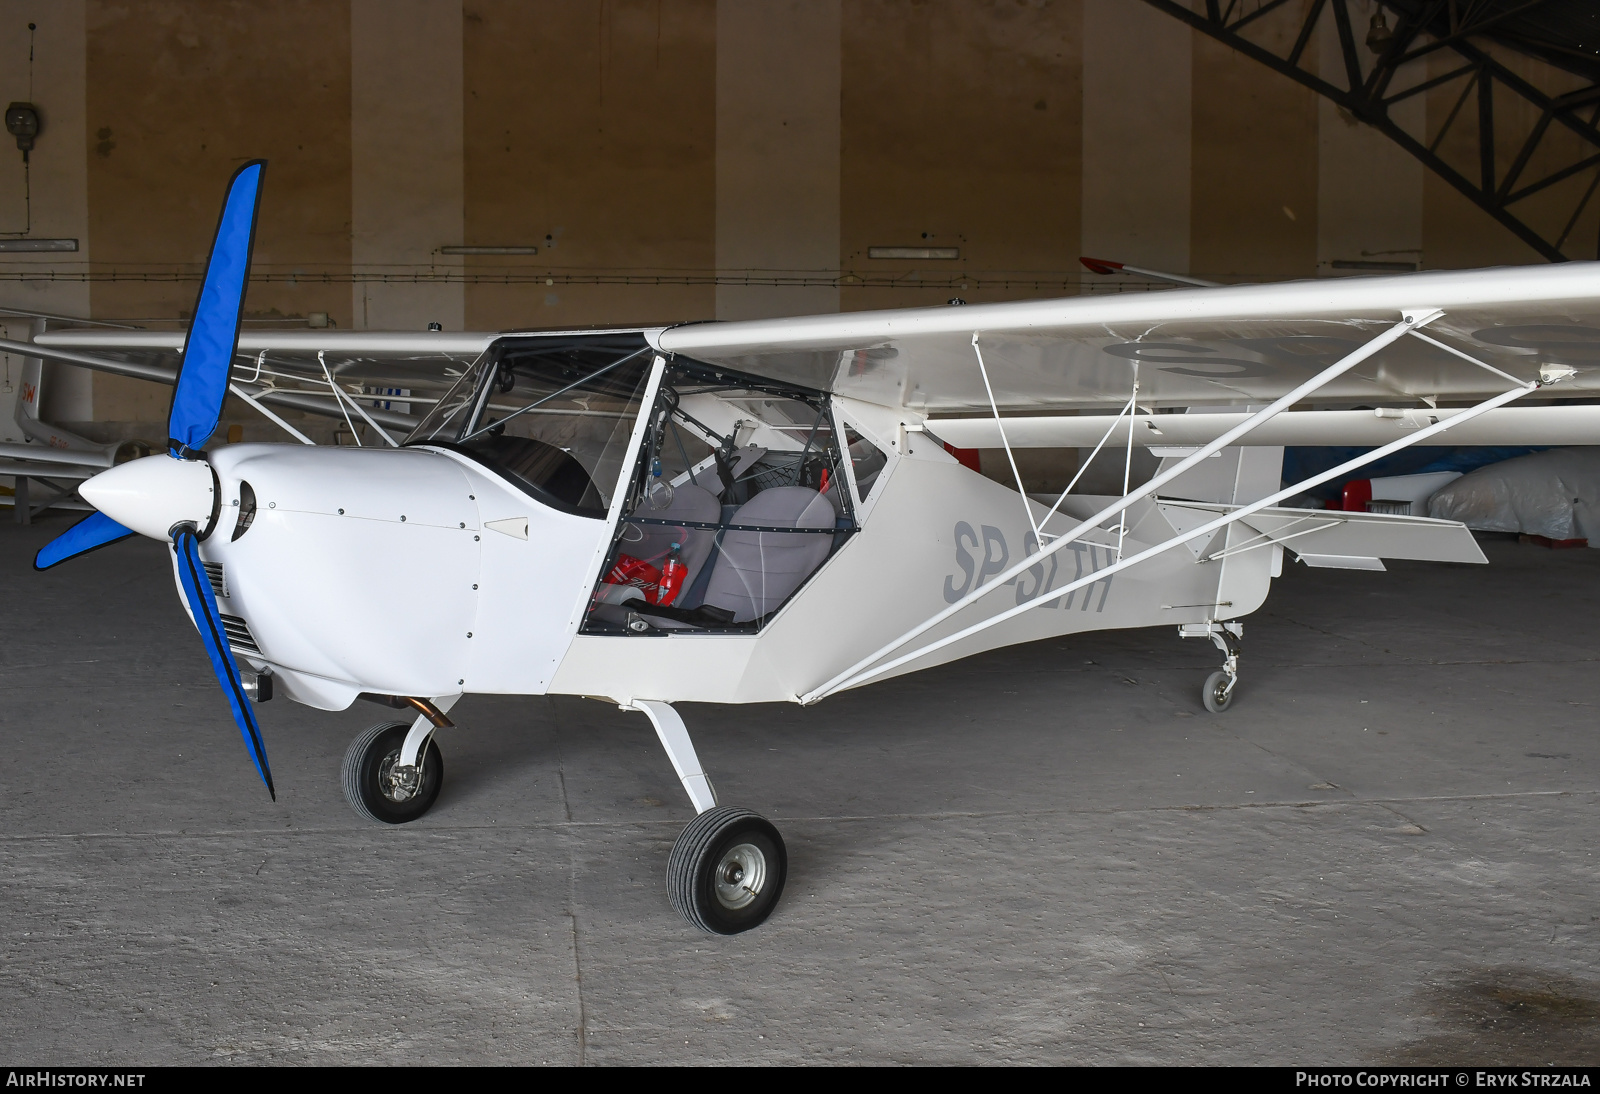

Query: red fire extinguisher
655;542;686;606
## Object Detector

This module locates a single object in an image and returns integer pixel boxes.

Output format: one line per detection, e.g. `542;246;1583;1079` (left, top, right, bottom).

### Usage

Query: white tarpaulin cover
1427;448;1600;543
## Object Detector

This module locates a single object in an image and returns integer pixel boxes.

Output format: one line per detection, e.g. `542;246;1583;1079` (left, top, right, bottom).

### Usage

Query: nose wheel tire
1202;670;1235;713
667;807;787;935
342;721;444;824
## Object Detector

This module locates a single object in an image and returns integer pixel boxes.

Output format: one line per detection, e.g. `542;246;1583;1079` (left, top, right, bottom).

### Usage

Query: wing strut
971;332;1148;559
801;308;1543;704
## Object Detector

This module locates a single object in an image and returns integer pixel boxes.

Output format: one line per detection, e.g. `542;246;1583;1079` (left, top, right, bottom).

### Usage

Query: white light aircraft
22;164;1600;933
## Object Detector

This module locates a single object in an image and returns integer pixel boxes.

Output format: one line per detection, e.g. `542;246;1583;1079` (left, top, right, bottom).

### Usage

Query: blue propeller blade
34;510;136;571
168;161;265;458
172;525;275;799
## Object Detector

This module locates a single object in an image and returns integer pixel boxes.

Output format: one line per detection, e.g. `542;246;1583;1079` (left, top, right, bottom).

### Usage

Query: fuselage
80;354;1270;713
179;438;1257;711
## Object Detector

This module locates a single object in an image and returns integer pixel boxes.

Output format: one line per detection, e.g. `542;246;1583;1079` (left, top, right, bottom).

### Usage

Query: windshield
405;334;655;517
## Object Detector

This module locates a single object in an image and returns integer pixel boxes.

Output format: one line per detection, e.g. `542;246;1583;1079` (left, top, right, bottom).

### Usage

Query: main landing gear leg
398;695;459;771
625;700;788;935
1180;622;1242;713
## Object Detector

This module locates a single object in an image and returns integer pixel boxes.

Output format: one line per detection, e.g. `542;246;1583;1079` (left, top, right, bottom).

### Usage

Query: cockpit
406;332;889;636
406;333;655;518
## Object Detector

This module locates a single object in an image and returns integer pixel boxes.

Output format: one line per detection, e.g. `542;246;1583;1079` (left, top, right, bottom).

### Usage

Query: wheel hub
377;749;420;802
713;842;767;910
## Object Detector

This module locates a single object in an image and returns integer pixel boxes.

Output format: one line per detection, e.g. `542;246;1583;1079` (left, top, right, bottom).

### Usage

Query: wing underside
25;264;1600;424
654;263;1600;413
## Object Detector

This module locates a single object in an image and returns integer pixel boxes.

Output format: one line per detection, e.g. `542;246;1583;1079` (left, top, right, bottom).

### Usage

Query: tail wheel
667;807;787;934
1202;670;1235;713
341;721;444;824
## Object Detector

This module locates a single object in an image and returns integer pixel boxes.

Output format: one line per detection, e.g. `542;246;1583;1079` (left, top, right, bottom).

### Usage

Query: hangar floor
1;516;1597;1065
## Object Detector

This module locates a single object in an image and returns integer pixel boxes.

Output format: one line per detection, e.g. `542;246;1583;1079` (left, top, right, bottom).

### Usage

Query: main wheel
1202;670;1234;713
342;721;444;824
667;807;787;934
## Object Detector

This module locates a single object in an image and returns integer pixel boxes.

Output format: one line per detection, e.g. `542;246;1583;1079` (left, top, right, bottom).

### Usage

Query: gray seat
619;482;721;595
701;486;836;623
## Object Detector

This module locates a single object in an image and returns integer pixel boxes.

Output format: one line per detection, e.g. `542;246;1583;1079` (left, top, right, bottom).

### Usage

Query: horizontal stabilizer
1296;554;1386;570
1157;501;1487;566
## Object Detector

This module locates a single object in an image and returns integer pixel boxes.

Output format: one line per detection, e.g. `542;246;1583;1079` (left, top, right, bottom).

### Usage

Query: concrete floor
2;516;1598;1065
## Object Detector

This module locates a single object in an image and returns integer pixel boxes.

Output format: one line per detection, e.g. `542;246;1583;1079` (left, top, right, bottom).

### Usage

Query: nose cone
80;454;217;541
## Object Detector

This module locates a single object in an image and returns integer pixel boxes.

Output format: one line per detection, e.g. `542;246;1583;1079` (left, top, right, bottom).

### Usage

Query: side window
844;425;888;503
582;360;859;636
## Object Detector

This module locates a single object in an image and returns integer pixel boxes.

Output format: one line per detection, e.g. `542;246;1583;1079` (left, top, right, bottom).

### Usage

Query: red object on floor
606;553;664;601
943;442;982;473
1341;479;1372;512
1520;534;1589;549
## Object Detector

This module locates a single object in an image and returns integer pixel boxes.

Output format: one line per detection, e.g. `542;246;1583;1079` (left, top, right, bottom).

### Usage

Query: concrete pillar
351;0;464;331
1316;0;1423;276
715;0;840;321
1080;0;1192;278
1190;13;1318;282
0;0;91;425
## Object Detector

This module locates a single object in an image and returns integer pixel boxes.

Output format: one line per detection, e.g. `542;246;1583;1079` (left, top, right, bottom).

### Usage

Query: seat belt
677;504;735;610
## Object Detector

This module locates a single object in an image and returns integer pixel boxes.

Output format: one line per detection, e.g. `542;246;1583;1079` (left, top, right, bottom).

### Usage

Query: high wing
654;263;1600;412
35;328;493;386
23;328;497;431
19;262;1600;444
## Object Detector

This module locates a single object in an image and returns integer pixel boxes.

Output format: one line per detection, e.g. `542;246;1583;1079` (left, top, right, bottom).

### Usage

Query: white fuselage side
190;430;1272;712
200;443;612;710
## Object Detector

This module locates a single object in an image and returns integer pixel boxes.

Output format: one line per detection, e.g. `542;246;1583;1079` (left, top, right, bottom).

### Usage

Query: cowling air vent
219;613;260;655
203;561;228;599
232;481;257;541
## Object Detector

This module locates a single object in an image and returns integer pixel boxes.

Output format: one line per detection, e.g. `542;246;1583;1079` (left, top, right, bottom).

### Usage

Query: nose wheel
342;721;444;823
668;806;788;934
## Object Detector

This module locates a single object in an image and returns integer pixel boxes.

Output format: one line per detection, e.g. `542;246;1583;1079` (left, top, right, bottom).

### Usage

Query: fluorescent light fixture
440;245;539;255
0;238;78;252
869;246;959;260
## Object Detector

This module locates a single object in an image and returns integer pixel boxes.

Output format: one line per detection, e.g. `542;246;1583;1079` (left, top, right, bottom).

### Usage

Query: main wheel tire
1202;670;1234;713
342;721;444;824
667;807;787;935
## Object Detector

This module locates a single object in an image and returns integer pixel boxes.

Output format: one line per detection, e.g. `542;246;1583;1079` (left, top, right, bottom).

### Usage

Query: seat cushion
617;483;722;598
701;486;835;623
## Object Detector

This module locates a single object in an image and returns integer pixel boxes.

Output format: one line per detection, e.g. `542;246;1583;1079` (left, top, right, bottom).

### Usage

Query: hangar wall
0;0;1585;431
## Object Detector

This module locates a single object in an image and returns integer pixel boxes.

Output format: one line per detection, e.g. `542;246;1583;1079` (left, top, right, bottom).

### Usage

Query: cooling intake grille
219;613;260;655
203;561;228;599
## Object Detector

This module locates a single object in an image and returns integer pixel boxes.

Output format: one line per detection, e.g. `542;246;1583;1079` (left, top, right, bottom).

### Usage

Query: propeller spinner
34;160;275;798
